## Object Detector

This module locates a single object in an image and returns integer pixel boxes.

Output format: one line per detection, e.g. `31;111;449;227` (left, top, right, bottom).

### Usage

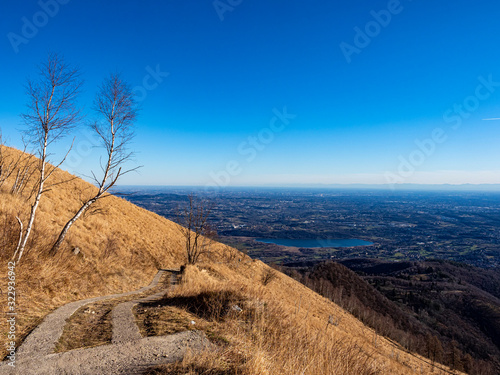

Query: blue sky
2;0;500;187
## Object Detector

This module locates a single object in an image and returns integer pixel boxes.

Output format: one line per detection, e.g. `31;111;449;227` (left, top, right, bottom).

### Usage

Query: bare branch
0;134;36;193
44;138;74;181
176;194;216;265
16;53;83;262
49;73;139;255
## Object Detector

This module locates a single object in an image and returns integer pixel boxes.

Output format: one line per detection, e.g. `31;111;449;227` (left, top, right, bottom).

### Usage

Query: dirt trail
0;269;210;375
112;273;178;344
4;331;209;375
17;270;166;359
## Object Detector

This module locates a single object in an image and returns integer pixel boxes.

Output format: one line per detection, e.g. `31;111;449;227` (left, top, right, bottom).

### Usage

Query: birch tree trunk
49;197;97;256
16;53;82;262
16;142;46;262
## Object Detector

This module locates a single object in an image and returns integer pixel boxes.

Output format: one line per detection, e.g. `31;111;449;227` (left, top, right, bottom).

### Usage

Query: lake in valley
254;238;374;248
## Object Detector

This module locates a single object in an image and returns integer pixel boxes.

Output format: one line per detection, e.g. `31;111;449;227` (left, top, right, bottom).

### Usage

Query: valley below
117;186;500;374
118;186;500;268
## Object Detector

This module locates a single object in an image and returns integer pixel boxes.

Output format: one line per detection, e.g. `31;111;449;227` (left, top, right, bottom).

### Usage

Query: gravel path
1;331;209;375
0;269;210;374
112;273;178;344
16;270;167;359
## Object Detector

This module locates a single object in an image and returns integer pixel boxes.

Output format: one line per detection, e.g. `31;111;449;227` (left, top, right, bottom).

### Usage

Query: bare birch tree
14;53;82;263
177;194;216;264
49;73;138;256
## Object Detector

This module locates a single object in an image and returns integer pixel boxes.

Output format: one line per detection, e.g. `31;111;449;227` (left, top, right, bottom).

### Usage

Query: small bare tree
49;73;138;256
14;53;82;263
0;133;19;189
0;133;37;195
177;194;216;264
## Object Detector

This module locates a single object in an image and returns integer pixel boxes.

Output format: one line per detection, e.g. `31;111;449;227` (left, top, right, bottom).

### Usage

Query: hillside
0;146;462;374
282;260;499;374
340;259;500;373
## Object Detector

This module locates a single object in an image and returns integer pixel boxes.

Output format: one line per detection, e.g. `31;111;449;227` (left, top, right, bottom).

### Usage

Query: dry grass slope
0;146;463;374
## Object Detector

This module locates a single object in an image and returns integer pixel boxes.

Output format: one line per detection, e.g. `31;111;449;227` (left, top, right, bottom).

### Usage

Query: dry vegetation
0;147;464;374
135;304;201;337
140;264;464;375
55;300;114;352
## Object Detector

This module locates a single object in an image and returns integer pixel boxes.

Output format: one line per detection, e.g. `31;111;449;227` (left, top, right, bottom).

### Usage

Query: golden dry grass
54;300;114;352
0;146;464;374
135;304;200;337
149;263;464;375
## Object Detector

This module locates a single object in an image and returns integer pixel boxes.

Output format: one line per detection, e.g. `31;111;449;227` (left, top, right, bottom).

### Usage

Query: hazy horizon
115;183;500;192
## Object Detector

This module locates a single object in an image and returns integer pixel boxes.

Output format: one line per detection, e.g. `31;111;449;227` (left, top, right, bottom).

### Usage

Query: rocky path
0;270;209;375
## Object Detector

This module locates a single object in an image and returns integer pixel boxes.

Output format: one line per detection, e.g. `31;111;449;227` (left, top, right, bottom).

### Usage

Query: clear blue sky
2;0;500;187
